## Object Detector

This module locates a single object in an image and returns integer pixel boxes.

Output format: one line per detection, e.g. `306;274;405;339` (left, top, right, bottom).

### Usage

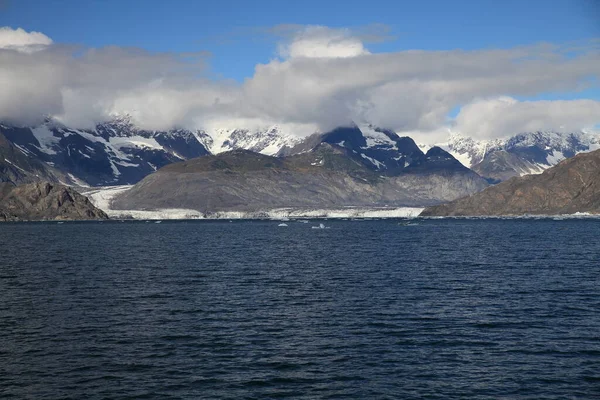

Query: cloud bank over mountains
0;25;599;140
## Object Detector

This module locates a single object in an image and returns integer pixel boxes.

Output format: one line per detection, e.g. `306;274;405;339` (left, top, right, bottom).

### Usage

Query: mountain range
111;143;488;213
2;116;597;190
0;116;210;186
441;130;600;182
421;148;600;216
1;116;599;218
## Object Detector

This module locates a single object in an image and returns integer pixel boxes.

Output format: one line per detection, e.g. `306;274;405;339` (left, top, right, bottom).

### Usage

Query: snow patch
546;150;565;165
109;135;162;151
31;126;60;155
207;125;300;156
4;158;27;173
359;125;397;149
360;153;385;169
67;173;90;187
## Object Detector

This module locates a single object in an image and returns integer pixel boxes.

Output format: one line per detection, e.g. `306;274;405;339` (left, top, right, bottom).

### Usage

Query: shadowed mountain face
0;131;64;185
112;145;489;212
0;118;210;186
421;149;600;216
0;181;108;221
280;125;470;176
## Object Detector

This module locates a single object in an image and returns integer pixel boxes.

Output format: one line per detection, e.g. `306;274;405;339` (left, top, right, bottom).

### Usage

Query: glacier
83;185;423;220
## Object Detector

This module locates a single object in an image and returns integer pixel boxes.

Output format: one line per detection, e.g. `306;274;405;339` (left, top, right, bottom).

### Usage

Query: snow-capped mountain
4;112;595;189
0;116;210;186
439;130;600;182
280;124;470;175
0;117;305;187
199;126;302;156
439;132;503;168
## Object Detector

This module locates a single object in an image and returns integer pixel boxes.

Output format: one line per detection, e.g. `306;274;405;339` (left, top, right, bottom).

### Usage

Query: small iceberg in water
311;223;330;229
278;223;288;227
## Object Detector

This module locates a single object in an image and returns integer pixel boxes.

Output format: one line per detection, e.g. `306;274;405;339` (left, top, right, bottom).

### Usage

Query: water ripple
1;219;599;399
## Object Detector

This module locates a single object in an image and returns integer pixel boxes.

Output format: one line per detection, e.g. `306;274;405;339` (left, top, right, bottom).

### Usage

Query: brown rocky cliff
0;182;108;221
421;149;600;216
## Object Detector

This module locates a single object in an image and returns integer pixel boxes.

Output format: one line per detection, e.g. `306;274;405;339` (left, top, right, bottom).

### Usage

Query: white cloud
0;27;53;52
241;38;600;134
278;26;369;59
199;117;319;138
0;25;599;140
453;97;600;140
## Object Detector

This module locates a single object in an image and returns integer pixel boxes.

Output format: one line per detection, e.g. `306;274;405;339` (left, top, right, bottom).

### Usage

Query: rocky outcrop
0;182;108;221
112;146;488;212
420;149;600;216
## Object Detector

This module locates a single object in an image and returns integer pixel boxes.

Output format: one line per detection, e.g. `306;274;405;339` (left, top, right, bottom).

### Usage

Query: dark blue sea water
1;219;600;399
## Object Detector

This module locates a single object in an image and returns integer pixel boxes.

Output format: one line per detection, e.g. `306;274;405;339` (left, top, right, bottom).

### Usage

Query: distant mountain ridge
0;117;210;186
198;125;301;156
440;130;600;182
0;117;306;187
279;125;471;176
0;119;475;188
112;143;489;213
2;115;597;191
421;148;600;216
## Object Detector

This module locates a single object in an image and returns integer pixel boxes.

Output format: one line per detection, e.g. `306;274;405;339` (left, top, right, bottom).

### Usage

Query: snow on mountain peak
205;125;302;156
437;132;500;168
358;125;398;150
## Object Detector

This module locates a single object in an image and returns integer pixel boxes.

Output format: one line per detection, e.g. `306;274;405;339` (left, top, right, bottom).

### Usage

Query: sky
0;0;599;141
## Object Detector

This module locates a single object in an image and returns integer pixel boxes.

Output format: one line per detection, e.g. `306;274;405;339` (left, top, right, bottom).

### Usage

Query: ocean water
1;219;599;399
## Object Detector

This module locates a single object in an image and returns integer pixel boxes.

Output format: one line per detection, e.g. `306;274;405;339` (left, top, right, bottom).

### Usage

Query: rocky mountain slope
279;125;470;176
421;149;600;216
112;143;489;213
0;120;484;189
0;130;65;185
0;181;108;221
0;117;305;187
0;116;211;186
5;113;591;195
441;130;600;182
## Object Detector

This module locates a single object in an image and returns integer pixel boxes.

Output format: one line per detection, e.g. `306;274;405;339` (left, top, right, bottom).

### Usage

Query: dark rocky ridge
280;125;469;176
112;145;489;212
0;182;108;221
421;149;600;216
0;131;63;185
0;118;210;186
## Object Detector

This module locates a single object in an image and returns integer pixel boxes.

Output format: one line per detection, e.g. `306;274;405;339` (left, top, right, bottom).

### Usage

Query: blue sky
1;0;598;81
0;0;599;139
